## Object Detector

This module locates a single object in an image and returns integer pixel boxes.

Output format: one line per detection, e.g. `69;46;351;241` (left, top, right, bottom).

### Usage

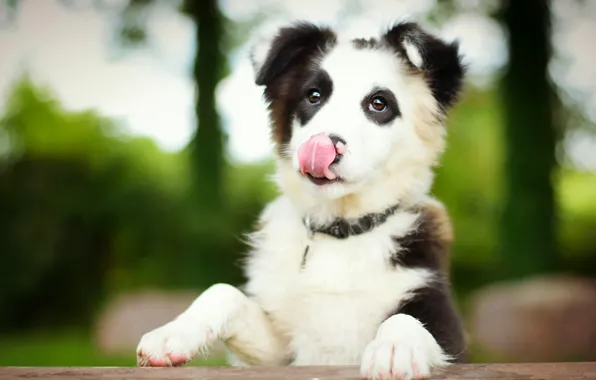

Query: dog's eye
306;89;321;104
369;96;387;112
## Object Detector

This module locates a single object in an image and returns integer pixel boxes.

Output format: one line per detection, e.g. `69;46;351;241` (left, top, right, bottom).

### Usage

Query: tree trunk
187;0;225;215
500;0;558;278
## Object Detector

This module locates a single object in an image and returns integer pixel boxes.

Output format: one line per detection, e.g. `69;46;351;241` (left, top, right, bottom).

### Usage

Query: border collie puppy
137;20;467;380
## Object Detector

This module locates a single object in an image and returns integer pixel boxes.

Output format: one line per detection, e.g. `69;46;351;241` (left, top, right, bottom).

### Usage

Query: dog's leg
136;283;288;367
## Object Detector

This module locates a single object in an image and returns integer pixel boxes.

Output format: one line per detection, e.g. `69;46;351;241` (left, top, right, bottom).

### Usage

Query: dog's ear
250;22;337;87
382;22;466;110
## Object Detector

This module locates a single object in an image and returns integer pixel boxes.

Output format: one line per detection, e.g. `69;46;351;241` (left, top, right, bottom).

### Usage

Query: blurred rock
94;289;226;355
469;275;596;361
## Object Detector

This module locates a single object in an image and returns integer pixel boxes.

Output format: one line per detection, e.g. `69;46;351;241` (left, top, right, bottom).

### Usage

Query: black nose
328;134;346;165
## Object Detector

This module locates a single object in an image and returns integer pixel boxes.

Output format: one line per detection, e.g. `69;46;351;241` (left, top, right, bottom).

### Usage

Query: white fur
404;40;424;68
137;23;452;379
360;314;450;380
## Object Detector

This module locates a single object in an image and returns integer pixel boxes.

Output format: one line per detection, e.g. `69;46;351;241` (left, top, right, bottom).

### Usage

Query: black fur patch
254;22;336;87
389;207;467;362
253;22;337;154
360;87;400;126
381;22;466;112
296;70;333;126
391;208;448;270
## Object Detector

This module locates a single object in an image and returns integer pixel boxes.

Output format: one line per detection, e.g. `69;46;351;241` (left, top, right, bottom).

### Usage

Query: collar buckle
304;216;315;239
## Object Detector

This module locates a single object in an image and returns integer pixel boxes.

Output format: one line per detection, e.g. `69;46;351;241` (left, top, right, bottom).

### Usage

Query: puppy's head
251;21;465;205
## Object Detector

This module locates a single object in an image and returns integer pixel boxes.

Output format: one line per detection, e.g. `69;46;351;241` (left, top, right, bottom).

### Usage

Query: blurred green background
1;0;595;367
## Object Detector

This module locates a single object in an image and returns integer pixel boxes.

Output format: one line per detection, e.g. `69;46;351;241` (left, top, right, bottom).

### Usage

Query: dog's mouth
297;133;346;187
306;172;343;186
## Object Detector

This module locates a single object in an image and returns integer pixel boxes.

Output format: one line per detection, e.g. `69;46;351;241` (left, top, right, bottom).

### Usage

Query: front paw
136;318;215;367
360;314;450;380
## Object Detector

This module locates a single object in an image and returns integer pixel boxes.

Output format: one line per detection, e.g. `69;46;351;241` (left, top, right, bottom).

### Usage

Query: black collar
303;204;400;239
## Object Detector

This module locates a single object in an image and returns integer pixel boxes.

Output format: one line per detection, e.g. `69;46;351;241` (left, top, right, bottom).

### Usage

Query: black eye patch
295;70;333;126
361;87;400;126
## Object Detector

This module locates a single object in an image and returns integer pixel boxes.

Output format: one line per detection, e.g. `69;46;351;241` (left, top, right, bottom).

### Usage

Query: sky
0;0;594;167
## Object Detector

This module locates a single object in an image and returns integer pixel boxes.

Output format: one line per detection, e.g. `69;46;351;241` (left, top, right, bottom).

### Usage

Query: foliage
435;85;596;296
433;85;505;291
0;78;277;331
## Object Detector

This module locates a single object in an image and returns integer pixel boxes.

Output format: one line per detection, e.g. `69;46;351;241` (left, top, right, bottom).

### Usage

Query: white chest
243;198;432;365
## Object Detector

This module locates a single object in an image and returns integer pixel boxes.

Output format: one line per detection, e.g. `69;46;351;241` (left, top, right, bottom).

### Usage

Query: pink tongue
297;134;337;179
